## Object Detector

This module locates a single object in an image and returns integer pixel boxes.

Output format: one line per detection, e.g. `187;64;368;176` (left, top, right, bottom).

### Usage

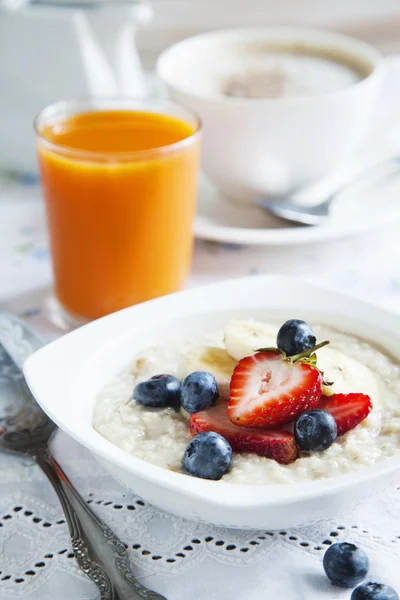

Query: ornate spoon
0;309;166;600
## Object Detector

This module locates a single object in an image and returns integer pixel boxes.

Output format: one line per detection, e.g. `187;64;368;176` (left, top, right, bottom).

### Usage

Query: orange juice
36;102;200;321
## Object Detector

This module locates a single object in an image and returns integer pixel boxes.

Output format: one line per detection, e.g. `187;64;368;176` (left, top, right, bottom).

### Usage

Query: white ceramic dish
193;65;400;248
24;275;400;529
158;27;383;201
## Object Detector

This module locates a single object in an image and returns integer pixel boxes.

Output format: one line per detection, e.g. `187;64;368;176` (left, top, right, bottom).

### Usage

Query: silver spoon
0;309;167;600
256;156;400;226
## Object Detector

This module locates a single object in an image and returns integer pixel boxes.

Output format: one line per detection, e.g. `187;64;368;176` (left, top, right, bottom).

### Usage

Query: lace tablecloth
1;180;400;599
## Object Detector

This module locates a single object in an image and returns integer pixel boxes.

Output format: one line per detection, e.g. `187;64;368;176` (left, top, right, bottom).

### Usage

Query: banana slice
131;345;183;384
180;407;191;421
224;319;278;361
317;346;380;405
179;346;237;399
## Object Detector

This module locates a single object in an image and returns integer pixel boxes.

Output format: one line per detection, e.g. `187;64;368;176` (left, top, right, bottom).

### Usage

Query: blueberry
323;542;369;588
181;371;219;414
183;431;232;480
351;583;399;600
295;409;337;451
133;374;180;408
277;319;316;356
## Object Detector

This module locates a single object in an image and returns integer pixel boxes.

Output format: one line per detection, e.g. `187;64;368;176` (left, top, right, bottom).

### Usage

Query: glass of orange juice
35;98;201;325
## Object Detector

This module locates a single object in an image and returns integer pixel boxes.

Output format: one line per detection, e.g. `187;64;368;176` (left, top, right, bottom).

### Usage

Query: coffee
222;45;368;99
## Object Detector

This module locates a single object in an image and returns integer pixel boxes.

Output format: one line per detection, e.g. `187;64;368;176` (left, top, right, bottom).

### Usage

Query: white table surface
1;178;400;600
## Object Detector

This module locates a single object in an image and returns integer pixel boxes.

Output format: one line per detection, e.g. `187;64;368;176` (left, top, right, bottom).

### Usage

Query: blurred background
2;0;400;334
137;0;400;67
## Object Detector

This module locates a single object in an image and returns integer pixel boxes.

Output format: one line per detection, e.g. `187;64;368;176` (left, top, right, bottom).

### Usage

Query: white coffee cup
157;27;387;202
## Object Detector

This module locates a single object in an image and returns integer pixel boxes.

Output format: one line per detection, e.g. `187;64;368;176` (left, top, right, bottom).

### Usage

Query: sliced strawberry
190;404;297;465
228;351;323;429
318;393;373;436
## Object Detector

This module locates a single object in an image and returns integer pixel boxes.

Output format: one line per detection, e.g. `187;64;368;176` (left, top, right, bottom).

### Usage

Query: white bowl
157;27;383;201
24;276;400;529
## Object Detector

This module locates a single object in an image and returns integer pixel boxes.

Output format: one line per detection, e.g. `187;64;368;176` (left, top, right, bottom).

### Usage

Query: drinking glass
35;98;201;324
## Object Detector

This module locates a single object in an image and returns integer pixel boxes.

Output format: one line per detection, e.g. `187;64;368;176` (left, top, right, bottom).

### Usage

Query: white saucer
194;165;400;246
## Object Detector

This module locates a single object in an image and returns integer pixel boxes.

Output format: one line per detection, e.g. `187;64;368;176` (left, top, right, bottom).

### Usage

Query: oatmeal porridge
93;320;400;485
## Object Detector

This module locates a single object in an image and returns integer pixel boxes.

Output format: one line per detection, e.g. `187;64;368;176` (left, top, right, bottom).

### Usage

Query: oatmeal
93;322;400;484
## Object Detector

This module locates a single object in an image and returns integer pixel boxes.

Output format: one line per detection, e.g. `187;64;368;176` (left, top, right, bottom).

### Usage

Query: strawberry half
318;393;373;436
228;351;323;429
190;403;297;464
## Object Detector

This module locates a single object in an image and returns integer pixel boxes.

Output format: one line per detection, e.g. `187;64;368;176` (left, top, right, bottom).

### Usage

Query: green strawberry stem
255;340;332;385
256;340;330;362
288;340;330;363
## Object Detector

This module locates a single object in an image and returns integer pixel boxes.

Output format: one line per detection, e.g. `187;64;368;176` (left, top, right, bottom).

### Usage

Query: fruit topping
294;409;337;451
228;351;323;428
277;319;317;356
182;431;232;480
316;347;379;398
224;319;277;361
181;371;219;414
181;346;236;398
351;583;399;600
133;374;181;408
323;542;369;588
190;403;297;464
134;318;376;476
318;393;373;436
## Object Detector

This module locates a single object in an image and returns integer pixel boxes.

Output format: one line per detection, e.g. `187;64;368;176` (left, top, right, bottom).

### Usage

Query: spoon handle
36;447;167;600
